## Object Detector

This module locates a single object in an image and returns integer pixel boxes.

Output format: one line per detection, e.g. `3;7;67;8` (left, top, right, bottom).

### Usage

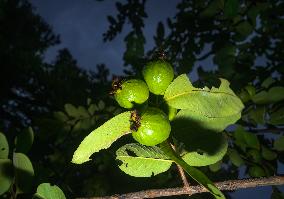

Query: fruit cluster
111;60;174;146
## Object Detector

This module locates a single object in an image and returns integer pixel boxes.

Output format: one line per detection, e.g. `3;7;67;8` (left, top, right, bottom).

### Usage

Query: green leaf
35;183;66;199
64;103;78;118
248;149;262;163
228;149;244;167
269;107;284;125
274;136;284;151
164;74;244;120
13;153;34;193
249;166;266;177
173;108;240;133
247;106;265;125
53;111;69;122
98;100;105;110
261;77;275;88
261;146;277;161
0;159;13;195
72;111;131;164
252;87;284;104
15;127;34;154
88;104;98;115
224;0;239;18
209;161;222;172
77;106;90;118
116;143;172;177
199;0;224;18
0;133;9;159
160;141;225;199
235;21;253;36
181;132;228;166
234;126;260;150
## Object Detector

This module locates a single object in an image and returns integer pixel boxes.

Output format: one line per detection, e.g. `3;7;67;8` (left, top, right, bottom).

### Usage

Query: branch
76;176;284;199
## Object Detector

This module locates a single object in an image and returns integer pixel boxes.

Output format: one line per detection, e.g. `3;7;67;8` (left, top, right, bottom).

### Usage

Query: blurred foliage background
0;0;284;198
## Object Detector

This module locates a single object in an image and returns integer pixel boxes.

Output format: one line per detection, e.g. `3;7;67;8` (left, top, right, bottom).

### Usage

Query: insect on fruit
132;107;171;146
109;76;123;95
130;110;141;132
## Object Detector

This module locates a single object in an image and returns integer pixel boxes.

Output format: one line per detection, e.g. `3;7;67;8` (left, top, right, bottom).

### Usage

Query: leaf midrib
165;89;238;101
117;156;173;162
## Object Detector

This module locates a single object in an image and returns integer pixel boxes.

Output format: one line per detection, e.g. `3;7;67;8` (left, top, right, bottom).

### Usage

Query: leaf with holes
116;143;172;177
72;112;131;164
180;132;228;166
164;74;244;121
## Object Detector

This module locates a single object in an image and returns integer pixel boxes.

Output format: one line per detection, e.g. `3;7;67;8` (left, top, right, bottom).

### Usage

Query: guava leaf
209;161;222;172
72;111;131;164
116;143;172;177
160;142;225;199
181;132;228;166
233;125;260;151
252;87;284;104
173;108;240;133
224;0;239;18
64;103;78;118
261;146;277;161
228;149;244;167
164;74;244;120
35;183;66;199
269;107;284;125
0;132;9;159
0;159;13;195
274;136;284;151
13;153;34;193
15;127;34;154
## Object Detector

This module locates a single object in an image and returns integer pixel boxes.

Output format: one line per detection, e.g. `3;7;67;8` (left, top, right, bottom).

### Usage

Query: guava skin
114;79;149;109
142;60;174;95
132;108;171;146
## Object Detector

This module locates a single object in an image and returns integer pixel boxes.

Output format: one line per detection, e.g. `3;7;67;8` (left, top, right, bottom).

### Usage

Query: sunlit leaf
0;133;9;159
116;143;172;177
35;183;66;199
164;74;244;120
72;112;131;164
0;159;13;195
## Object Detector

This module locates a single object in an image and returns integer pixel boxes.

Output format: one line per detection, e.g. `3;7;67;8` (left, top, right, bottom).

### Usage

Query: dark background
1;0;284;198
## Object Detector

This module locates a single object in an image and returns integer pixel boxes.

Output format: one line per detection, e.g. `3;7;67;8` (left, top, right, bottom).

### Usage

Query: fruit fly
130;110;141;132
109;76;123;95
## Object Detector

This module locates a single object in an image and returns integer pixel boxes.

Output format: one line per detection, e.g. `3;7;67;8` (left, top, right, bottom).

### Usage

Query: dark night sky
29;1;284;198
30;0;178;75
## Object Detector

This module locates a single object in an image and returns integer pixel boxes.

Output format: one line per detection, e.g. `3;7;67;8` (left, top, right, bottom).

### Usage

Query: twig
170;144;190;189
76;176;284;199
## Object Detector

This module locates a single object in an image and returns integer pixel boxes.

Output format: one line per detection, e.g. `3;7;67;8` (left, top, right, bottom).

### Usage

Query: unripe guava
142;60;174;95
131;108;171;146
114;79;149;109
